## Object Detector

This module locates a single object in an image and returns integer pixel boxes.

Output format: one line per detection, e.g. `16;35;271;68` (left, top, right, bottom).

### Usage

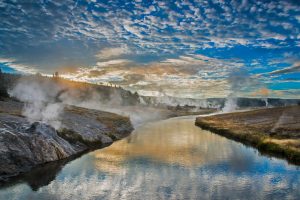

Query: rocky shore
0;100;133;182
195;106;300;165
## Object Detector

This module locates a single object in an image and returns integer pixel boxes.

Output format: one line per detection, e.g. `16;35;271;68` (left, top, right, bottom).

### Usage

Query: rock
0;100;133;182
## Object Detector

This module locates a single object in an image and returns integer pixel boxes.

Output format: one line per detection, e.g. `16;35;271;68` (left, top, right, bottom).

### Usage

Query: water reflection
0;151;87;190
94;118;241;172
0;117;299;200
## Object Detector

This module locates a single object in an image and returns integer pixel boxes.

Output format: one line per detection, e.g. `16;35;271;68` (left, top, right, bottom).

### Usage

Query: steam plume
9;77;65;129
222;69;252;112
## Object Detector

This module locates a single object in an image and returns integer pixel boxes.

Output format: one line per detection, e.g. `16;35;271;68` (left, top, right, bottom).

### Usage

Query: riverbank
195;106;300;165
0;99;133;182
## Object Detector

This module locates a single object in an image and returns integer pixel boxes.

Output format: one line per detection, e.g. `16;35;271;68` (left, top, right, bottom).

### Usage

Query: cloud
95;45;132;60
123;22;144;38
251;87;271;97
0;58;38;74
269;62;300;75
95;59;132;67
59;54;245;98
1;0;299;65
0;58;15;63
0;0;299;98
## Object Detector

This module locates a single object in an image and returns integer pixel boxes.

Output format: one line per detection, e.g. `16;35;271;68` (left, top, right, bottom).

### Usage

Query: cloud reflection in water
1;117;299;199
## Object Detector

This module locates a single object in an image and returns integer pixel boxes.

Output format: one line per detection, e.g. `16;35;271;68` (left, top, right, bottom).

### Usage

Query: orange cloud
251;87;270;97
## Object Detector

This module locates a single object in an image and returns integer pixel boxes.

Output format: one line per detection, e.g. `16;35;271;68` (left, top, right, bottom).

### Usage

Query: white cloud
0;58;38;74
95;45;132;60
0;58;15;63
0;0;299;98
123;23;144;38
95;59;132;67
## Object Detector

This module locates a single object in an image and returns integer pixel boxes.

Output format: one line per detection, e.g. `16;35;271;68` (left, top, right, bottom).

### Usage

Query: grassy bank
195;106;300;165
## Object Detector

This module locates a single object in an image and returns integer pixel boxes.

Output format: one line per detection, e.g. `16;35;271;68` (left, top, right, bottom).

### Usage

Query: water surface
1;116;300;199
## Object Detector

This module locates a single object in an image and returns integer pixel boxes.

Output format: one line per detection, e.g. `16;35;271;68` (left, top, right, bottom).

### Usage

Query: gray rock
0;101;133;181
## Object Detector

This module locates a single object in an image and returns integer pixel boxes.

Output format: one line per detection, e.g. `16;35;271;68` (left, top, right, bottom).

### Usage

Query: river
0;116;300;199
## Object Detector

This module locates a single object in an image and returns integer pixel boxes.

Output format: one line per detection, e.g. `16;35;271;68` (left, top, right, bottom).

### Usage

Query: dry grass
195;106;300;165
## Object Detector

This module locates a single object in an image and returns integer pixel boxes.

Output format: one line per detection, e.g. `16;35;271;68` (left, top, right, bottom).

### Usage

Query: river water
1;116;300;200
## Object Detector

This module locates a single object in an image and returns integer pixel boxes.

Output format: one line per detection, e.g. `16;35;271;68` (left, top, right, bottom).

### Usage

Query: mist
222;95;237;113
222;69;254;112
60;89;166;128
7;74;280;130
9;77;66;129
7;76;168;129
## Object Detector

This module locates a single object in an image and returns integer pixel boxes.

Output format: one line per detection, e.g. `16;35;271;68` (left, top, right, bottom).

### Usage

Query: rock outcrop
0;100;133;182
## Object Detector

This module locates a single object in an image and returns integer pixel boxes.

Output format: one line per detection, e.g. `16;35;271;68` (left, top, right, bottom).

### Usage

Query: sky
0;0;300;98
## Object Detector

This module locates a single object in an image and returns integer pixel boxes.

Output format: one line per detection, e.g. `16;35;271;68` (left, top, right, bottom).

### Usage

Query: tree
0;68;8;98
35;72;42;77
53;71;59;78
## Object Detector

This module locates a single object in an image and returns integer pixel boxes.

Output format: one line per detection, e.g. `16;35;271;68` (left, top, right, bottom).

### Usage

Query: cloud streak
269;62;300;75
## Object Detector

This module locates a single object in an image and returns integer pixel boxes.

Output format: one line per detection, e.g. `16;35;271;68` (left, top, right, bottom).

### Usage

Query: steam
9;77;65;129
139;95;220;109
7;75;169;129
222;69;253;113
263;98;269;107
6;73;279;130
252;88;270;108
222;95;237;113
10;72;266;129
61;90;165;128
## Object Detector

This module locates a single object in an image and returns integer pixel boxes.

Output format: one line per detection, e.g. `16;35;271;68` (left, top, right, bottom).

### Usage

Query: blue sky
0;0;299;98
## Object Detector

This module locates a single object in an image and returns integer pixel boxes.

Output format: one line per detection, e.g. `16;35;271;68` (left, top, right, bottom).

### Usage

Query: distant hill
139;95;300;109
0;72;140;106
1;72;299;109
